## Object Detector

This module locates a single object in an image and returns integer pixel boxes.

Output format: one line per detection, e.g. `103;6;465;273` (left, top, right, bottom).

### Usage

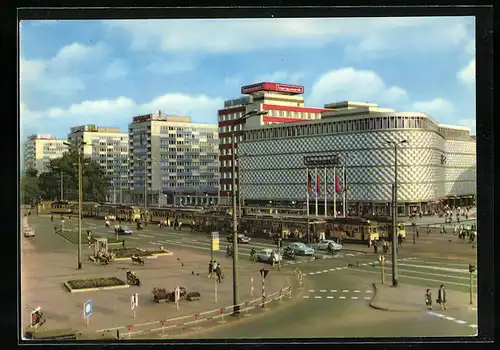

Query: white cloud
308;67;409;107
20;42;108;106
457;59;475;85
465;39;475;55
104;59;128;80
254;71;306;85
20;93;223;139
457;118;476;135
412;98;455;120
104;17;473;56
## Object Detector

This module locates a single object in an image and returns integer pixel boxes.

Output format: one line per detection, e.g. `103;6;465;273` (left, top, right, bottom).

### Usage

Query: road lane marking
309;272;315;275
330;290;337;292
346;267;475;287
138;234;154;238
454;320;467;324
339;296;346;299
364;296;371;300
354;290;360;293
444;316;455;321
351;296;359;300
303;296;310;299
469;324;477;328
365;290;372;293
395;263;470;274
126;237;140;240
314;296;322;299
342;290;349;292
308;290;315;292
322;270;328;273
320;290;327;292
329;268;335;271
149;242;163;245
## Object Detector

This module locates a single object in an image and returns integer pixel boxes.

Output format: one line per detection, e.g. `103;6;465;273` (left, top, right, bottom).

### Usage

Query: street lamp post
231;109;268;315
63;141;87;270
387;139;407;287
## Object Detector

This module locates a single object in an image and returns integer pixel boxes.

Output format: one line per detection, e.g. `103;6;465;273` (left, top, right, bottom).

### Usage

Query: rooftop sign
241;82;304;95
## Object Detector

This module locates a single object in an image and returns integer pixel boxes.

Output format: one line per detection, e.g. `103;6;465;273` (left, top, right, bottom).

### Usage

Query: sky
20;17;476;147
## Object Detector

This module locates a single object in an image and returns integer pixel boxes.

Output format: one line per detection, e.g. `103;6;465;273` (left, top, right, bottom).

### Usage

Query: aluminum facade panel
239;130;476;203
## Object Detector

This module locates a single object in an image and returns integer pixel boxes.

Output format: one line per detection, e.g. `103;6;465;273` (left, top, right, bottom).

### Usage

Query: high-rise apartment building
67;125;129;202
129;111;219;207
218;82;327;204
23;134;68;174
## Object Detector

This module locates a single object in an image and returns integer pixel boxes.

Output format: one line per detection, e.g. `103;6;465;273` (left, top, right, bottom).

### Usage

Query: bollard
262;295;268;310
193;313;201;330
218;308;226;324
244;301;252;318
288;286;293;299
127;325;133;340
160;320;167;335
278;289;283;302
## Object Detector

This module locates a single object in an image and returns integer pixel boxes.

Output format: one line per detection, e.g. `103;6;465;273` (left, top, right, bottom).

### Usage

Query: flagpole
343;165;347;217
333;167;337;218
324;167;327;217
306;167;309;217
315;167;319;217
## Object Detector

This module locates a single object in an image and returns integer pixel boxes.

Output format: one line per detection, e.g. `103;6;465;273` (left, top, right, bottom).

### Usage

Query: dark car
117;226;133;235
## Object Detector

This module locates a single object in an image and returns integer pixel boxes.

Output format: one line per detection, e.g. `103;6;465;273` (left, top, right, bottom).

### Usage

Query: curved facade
238;112;476;214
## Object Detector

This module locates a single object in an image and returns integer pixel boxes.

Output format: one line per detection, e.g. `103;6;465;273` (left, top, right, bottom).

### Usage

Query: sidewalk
369;282;476;312
21;222;292;335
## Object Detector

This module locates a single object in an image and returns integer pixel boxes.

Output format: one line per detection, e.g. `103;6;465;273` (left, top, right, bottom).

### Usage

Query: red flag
316;175;320;194
307;172;312;195
335;174;342;193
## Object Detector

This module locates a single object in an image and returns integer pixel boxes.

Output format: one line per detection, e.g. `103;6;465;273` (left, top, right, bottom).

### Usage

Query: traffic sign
260;268;269;279
212;231;220;251
84;300;93;318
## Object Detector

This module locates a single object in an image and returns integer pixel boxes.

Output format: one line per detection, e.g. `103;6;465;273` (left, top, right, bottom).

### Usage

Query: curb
64;281;130;294
369;283;474;312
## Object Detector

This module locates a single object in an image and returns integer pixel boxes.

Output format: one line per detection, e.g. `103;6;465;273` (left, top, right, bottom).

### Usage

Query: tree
20;168;40;205
38;151;111;203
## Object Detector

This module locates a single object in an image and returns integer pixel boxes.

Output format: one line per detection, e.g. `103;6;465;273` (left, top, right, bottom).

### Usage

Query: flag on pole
316;174;320;194
307;172;313;195
335;173;342;193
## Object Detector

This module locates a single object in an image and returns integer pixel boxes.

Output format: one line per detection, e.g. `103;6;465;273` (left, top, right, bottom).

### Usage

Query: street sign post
379;255;385;284
83;300;92;326
131;293;138;318
469;264;476;304
260;269;269;309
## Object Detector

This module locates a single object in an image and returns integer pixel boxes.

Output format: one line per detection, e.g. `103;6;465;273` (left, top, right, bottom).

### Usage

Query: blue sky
20;17;476;144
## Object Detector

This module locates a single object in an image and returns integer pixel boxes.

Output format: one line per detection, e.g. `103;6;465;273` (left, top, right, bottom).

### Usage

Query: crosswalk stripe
303;296;310;299
364;296;371;300
454;320;467;324
327;296;334;299
308;290;315;292
320;290;327;292
138;234;154;238
126;236;140;240
351;296;358;300
314;296;322;299
339;296;346;299
469;324;477;328
330;290;337;292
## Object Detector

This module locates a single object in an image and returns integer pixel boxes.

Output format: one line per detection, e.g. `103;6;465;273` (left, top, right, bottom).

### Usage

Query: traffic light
469;264;476;273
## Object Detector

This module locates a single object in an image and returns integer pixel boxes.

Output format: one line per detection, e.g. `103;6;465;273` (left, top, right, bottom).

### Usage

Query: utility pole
143;158;147;225
237;154;242;220
77;147;83;269
231;135;240;315
388;139;406;287
60;169;64;201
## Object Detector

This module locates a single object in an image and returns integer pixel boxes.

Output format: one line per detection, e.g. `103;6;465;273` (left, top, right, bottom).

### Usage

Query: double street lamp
386;139;407;287
63;140;87;270
231;109;268;315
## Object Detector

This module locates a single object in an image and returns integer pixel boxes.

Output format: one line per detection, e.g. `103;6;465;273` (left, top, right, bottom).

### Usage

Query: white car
256;248;282;264
313;239;343;251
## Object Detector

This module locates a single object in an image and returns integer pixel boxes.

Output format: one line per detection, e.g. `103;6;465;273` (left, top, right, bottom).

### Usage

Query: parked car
256;248;282;264
117;226;133;235
226;233;251;244
287;242;315;256
312;239;343;251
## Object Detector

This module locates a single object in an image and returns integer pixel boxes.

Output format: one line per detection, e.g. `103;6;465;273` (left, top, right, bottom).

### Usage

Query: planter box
64;277;129;293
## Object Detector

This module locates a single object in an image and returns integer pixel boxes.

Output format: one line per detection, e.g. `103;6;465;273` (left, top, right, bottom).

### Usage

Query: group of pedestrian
425;285;447;310
173;218;183;231
208;260;223;283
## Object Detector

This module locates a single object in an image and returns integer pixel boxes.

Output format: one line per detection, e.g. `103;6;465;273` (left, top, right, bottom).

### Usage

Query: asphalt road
24;215;478;339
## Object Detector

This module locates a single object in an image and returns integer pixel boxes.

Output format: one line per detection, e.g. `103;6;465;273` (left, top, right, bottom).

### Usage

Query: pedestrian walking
416;227;419;238
215;264;222;283
437;285;447;310
208;260;213;278
425;289;433;310
397;233;402;246
178;220;183;231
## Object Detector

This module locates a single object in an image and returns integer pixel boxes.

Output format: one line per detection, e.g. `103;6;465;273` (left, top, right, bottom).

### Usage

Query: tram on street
326;217;380;244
